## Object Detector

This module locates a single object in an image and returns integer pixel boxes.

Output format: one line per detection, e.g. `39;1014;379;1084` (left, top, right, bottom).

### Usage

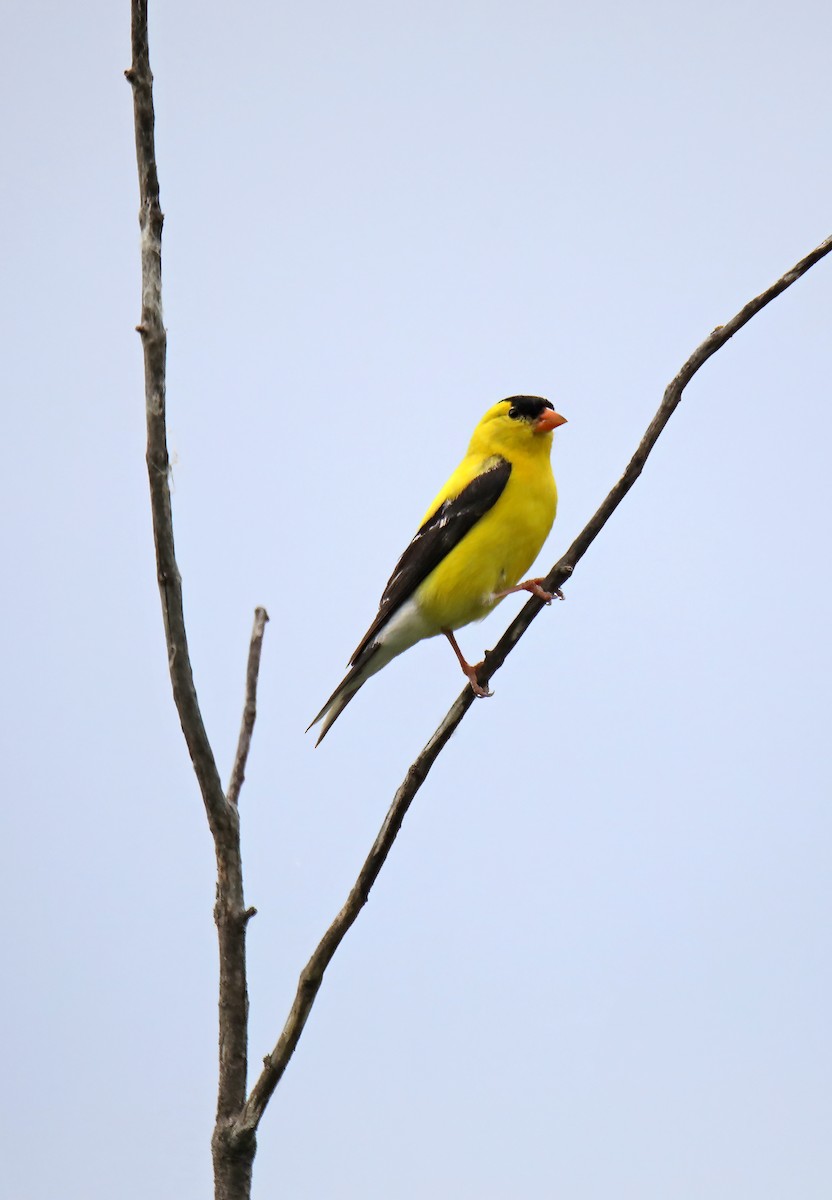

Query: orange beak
534;409;568;433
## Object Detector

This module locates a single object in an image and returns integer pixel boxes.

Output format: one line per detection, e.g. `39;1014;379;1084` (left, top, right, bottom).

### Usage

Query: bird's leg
442;630;493;698
494;577;564;604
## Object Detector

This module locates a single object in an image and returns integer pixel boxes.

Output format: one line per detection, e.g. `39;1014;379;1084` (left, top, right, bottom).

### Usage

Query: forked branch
127;4;267;1197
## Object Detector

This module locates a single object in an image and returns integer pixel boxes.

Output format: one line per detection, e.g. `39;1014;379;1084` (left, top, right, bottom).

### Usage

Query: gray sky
3;2;831;1197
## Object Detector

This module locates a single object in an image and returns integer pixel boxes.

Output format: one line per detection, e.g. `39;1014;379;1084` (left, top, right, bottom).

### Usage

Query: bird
307;395;567;744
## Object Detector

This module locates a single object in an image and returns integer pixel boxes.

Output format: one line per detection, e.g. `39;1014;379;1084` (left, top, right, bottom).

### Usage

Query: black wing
350;456;511;665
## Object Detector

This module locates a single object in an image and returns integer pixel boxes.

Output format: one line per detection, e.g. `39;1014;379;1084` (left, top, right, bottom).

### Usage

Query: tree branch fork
129;0;832;1186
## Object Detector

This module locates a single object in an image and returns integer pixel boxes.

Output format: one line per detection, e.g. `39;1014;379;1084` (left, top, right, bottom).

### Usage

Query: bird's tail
306;646;381;746
306;673;363;746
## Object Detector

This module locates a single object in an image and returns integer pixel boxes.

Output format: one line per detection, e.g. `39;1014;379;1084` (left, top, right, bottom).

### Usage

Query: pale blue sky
2;2;831;1197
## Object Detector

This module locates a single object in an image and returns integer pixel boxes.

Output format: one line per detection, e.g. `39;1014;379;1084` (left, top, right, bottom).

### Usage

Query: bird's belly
416;486;555;632
374;594;437;657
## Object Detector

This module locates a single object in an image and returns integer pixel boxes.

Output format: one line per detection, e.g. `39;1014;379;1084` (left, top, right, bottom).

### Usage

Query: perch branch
236;231;832;1139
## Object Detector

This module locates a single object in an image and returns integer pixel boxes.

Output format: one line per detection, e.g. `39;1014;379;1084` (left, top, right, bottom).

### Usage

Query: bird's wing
350;455;511;665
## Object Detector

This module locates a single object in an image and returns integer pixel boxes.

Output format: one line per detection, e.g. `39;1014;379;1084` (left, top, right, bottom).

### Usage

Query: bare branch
227;608;271;807
237;714;461;1136
127;5;261;1195
238;232;832;1138
126;0;229;842
483;231;832;686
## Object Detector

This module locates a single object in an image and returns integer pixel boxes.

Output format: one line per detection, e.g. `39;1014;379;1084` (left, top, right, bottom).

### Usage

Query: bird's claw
528;581;564;604
496;577;565;604
468;662;493;698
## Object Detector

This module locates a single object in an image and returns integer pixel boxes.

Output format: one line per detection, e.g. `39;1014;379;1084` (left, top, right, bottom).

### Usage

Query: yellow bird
308;395;567;744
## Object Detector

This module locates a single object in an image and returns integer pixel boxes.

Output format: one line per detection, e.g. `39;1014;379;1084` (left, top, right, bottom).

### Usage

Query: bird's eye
504;395;552;421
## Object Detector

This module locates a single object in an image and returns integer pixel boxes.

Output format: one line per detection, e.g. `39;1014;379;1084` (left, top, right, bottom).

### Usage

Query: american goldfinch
308;395;567;744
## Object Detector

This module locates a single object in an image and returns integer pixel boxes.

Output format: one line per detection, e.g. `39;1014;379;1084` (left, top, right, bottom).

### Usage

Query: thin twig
228;607;271;806
236;231;832;1139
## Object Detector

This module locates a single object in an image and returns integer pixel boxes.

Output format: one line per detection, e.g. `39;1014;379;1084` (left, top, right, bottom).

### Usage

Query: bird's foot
495;577;564;604
443;629;493;697
465;662;493;699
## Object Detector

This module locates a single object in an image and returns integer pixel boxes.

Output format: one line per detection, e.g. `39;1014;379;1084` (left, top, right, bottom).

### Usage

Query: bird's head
469;395;567;457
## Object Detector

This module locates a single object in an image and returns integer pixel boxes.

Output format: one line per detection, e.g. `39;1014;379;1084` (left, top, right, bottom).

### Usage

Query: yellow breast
416;451;557;632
